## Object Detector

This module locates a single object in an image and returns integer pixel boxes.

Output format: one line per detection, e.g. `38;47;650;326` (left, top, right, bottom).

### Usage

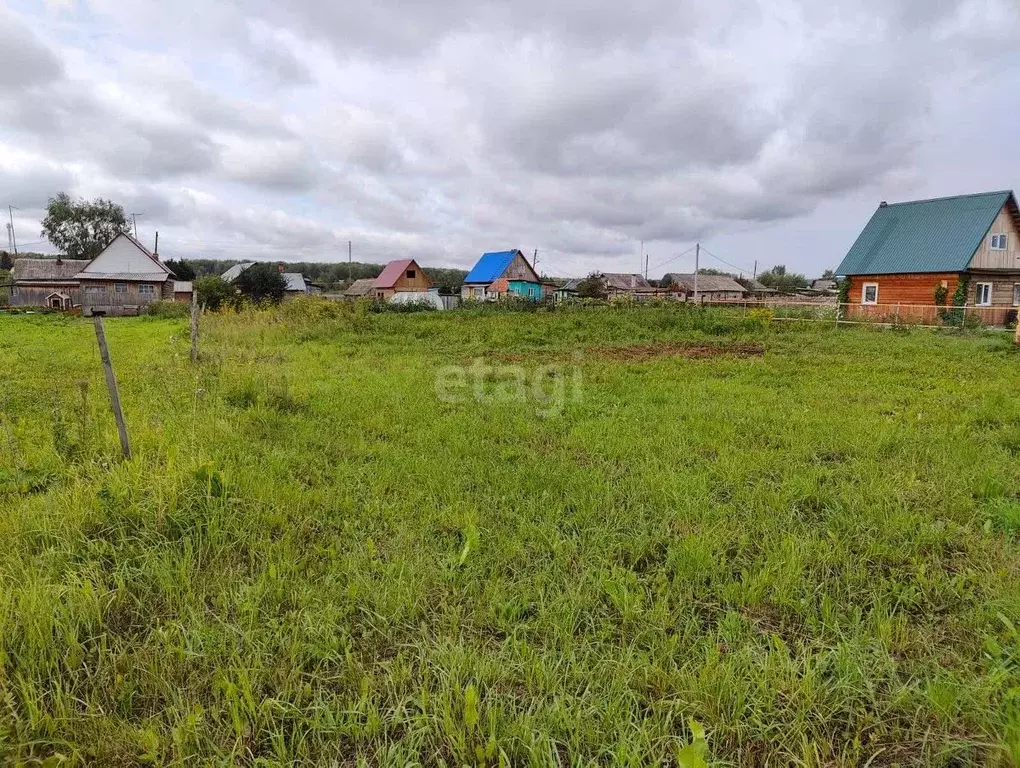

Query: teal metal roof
836;190;1015;276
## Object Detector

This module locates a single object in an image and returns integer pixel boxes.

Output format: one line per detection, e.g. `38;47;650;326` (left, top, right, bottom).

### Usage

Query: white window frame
1013;284;1020;307
861;282;879;305
138;284;155;296
115;282;127;293
975;282;993;306
990;233;1008;250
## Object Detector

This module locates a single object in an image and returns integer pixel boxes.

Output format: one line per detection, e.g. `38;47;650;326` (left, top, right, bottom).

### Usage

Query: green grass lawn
3;302;1020;766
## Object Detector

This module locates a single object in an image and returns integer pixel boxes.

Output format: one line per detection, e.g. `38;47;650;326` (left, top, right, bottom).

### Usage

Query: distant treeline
167;259;469;292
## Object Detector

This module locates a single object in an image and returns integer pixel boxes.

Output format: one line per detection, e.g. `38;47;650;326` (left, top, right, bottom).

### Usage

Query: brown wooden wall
845;273;961;306
391;260;432;292
845;272;1020;326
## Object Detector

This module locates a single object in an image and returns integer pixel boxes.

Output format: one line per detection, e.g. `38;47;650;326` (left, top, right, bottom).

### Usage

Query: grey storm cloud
0;0;1018;270
0;14;63;90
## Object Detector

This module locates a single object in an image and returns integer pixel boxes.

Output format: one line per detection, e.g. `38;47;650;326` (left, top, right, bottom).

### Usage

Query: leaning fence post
93;316;131;460
190;288;199;363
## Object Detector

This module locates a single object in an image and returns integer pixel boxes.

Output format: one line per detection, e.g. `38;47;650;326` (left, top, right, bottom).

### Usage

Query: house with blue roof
835;190;1020;325
461;249;543;301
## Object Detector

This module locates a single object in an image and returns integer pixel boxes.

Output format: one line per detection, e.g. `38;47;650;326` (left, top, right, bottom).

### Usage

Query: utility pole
693;242;700;304
753;259;758;281
131;212;143;239
533;248;539;273
644;253;649;280
348;240;352;283
7;206;18;255
153;231;159;256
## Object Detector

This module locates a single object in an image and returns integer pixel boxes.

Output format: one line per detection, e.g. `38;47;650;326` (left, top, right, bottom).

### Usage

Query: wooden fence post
93;316;131;460
190;288;199;363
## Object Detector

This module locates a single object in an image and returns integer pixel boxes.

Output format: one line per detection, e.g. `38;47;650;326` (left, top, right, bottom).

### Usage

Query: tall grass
2;304;1020;765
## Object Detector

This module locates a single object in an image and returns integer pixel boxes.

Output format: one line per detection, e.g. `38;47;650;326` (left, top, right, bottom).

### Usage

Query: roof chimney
879;201;888;207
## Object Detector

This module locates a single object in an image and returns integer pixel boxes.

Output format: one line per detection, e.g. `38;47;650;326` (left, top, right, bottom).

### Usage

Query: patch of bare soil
587;341;764;361
484;341;763;364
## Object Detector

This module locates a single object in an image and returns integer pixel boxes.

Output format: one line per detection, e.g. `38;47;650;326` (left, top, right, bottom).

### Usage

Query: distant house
173;281;194;302
810;279;837;293
221;262;255;282
602;273;657;298
462;250;543;300
344;278;377;298
76;233;175;316
373;258;432;300
282;272;309;296
663;273;746;301
741;277;777;297
836;191;1020;324
221;262;311;299
555;278;582;300
10;258;90;309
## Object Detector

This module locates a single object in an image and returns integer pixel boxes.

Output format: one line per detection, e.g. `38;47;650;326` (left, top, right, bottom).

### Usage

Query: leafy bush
194;275;235;311
235;263;287;304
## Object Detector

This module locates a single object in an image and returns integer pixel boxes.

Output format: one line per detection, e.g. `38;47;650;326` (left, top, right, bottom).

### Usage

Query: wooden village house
372;258;432;300
10;258;90;309
462;250;543;300
836;190;1020;324
662;273;746;301
9;233;176;315
76;233;175;315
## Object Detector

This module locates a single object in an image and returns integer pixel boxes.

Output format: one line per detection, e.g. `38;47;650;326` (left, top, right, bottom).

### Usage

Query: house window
1013;284;1020;306
84;285;106;294
975;283;992;306
138;284;155;296
990;233;1008;250
406;269;415;279
862;282;878;304
115;283;127;293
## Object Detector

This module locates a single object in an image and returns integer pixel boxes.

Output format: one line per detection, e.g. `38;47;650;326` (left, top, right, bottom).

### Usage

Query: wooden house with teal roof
461;250;543;301
836;190;1020;324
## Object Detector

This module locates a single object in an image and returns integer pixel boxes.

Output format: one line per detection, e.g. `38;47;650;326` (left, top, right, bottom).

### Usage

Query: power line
646;244;697;274
698;246;755;276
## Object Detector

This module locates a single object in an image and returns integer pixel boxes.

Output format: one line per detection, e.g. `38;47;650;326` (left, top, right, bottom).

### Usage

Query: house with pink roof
372;258;432;300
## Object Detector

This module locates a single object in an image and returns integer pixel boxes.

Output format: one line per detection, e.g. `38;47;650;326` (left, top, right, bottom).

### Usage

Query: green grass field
3;302;1020;766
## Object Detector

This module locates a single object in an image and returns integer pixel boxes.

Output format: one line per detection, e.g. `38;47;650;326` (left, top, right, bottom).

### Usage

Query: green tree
576;273;609;300
758;265;809;294
40;192;130;260
164;259;196;280
235;263;287;304
194;275;235;311
0;251;12;271
821;269;835;280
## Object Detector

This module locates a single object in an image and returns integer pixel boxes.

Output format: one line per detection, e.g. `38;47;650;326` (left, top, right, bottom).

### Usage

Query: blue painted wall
509;280;543;299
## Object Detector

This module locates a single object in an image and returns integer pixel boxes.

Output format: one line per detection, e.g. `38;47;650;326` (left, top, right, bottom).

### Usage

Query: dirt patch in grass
587;341;764;361
489;341;764;364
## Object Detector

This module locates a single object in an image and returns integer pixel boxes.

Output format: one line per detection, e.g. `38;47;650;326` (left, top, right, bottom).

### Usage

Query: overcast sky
2;0;1018;278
